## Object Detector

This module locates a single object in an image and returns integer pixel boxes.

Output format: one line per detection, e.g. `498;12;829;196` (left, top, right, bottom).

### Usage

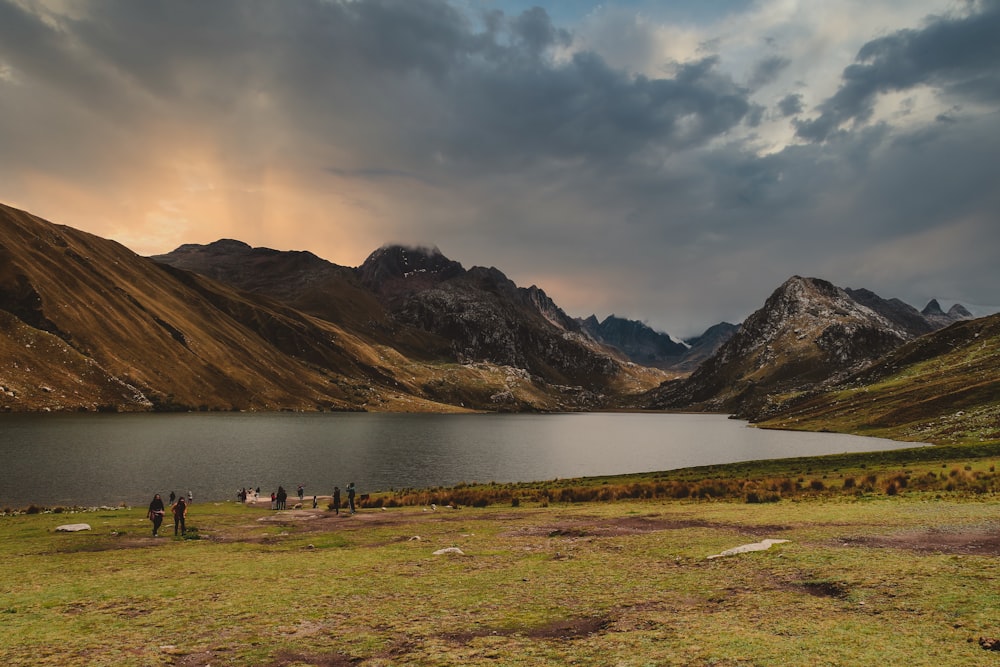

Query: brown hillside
0;203;401;411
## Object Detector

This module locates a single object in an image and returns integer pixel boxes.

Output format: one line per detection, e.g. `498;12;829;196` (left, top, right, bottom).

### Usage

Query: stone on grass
55;523;91;532
433;547;465;556
707;539;790;559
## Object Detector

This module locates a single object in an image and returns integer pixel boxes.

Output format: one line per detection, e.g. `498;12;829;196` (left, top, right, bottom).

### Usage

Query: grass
3;445;1000;666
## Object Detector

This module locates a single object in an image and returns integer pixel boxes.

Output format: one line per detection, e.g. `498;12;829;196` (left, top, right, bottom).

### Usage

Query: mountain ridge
1;201;982;423
641;275;973;418
2;203;666;412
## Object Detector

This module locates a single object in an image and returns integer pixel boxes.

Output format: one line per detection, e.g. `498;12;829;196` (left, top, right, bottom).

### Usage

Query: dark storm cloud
14;0;748;167
747;55;790;90
1;0;997;335
796;0;1000;141
777;93;804;117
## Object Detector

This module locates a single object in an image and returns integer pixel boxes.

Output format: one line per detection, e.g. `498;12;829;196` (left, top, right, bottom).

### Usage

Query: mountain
756;312;1000;444
642;276;932;417
576;314;737;372
921;298;975;329
1;203;666;412
0;203;397;412
578;315;688;369
3;200;982;421
354;245;644;391
150;240;441;358
677;322;740;371
158;240;661;394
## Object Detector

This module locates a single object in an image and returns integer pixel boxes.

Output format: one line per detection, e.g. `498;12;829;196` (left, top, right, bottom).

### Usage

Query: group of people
265;482;358;514
147;482;360;536
146;491;191;537
237;487;260;504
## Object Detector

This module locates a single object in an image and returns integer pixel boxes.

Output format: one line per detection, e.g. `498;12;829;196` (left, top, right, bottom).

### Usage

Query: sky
1;0;998;338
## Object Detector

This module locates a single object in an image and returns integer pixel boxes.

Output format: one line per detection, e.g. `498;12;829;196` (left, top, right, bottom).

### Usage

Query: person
187;490;193;504
147;494;165;537
347;482;356;514
297;484;305;502
169;490;176;504
270;491;277;510
332;486;341;515
276;486;287;510
312;495;318;509
172;496;187;536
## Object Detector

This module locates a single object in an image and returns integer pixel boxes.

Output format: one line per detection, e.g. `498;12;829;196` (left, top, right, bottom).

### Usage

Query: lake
0;412;920;507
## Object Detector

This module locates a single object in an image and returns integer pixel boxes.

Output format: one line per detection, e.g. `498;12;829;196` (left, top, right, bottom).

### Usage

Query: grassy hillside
3;447;1000;666
756;313;1000;444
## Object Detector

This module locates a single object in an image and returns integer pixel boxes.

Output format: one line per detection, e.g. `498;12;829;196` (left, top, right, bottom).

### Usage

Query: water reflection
0;412;918;506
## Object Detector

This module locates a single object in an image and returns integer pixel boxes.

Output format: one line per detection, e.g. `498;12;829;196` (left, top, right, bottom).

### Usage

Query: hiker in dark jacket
147;494;165;536
172;496;187;535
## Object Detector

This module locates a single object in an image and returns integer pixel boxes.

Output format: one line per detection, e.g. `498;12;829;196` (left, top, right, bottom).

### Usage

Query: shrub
745;492;781;504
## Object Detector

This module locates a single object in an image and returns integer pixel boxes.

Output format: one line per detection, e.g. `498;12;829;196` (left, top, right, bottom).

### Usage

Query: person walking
347;482;356;514
332;486;341;515
297;484;305;502
147;494;165;537
187;490;193;504
172;496;187;536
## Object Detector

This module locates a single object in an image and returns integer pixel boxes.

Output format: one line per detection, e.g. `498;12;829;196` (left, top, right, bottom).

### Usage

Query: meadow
3;442;1000;666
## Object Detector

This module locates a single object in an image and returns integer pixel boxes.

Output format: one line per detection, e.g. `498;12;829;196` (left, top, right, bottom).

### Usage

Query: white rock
55;523;91;532
707;539;790;559
433;547;465;556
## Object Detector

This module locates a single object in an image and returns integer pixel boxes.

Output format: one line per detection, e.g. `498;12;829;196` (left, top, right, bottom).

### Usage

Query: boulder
55;523;91;532
707;538;789;559
433;547;465;556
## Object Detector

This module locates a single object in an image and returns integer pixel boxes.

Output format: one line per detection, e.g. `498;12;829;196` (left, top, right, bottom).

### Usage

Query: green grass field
4;444;1000;666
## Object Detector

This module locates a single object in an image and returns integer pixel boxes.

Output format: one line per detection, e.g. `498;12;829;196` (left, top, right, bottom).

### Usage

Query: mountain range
1;201;988;443
641;276;973;415
0;203;666;413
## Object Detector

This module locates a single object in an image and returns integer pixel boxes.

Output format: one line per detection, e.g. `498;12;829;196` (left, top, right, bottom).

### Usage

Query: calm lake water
0;412;919;507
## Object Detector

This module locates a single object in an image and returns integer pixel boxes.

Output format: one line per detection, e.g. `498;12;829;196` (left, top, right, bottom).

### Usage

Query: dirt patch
506;515;791;539
796;580;850;598
524;616;612;639
839;528;1000;556
51;534;169;553
262;650;356;667
443;615;612;644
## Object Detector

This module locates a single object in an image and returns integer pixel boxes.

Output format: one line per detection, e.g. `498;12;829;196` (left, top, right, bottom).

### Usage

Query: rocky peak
719;276;905;361
645;275;913;417
921;299;945;317
356;244;464;293
922;298;975;329
949;303;973;319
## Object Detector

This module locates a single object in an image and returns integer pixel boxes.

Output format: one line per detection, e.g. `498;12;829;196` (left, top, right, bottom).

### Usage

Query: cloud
776;93;804;117
0;0;997;338
796;0;1000;141
748;55;791;90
